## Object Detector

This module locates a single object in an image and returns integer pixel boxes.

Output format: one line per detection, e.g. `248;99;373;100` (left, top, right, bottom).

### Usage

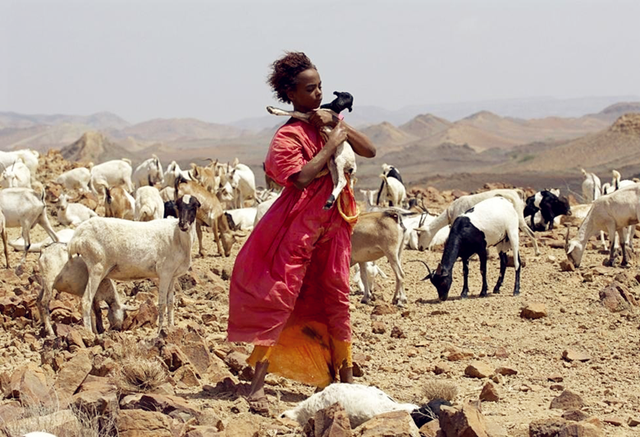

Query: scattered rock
116;409;175;437
438;401;488;437
371;303;395;315
371;321;386;334
561;410;588;422
224;351;249;374
120;393;201;422
390;326;406;339
560;260;575;272
599;282;638;312
628;417;640;427
494;366;517;376
602;416;625;426
494;347;509;359
562;349;591;362
479;381;500;402
521;303;548;319
530;418;603;437
353;410;420;437
308;402;352;437
53;349;93;404
433;362;451;375
550;390;584;410
464;362;493;379
547;374;563;382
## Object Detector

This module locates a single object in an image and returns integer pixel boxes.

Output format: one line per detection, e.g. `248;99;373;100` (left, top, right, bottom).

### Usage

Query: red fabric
227;121;353;346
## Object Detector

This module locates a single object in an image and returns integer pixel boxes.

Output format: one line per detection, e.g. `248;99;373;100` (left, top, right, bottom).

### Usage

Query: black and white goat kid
266;91;355;210
524;189;571;231
422;196;522;300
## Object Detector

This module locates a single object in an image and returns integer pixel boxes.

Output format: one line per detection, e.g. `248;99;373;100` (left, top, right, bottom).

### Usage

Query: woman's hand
324;121;348;151
309;109;339;130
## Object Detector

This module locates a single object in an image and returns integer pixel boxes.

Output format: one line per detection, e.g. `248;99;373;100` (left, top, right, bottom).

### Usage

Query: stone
494;347;509;359
5;409;80;436
561;410;589;422
559;422;603;436
311;402;353;437
562;349;591;362
353;410;420;437
123;298;158;330
479;381;499;402
53;349;92;404
184;425;223;437
162;325;212;375
224;351;249;374
116;409;174;437
550;390;584;410
161;344;190;372
72;384;119;416
173;364;201;388
560;260;575;272
547;374;564;382
390;325;406;339
628;417;640;427
371;321;386;334
419;420;441;437
464;362;493;379
599;282;638;312
9;363;51;406
521;303;548;319
494;366;518;376
433;362;451;375
602;416;624;426
371;303;395;315
120;393;201;422
438;401;488;437
530;418;603;437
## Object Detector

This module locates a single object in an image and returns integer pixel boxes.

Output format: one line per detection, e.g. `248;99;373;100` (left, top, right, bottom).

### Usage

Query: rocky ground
0;151;639;436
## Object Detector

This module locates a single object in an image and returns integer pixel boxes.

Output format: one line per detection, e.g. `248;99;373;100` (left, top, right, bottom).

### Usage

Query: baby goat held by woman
423;196;522;300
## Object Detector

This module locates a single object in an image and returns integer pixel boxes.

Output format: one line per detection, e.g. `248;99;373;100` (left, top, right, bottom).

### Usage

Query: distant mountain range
2;97;640;192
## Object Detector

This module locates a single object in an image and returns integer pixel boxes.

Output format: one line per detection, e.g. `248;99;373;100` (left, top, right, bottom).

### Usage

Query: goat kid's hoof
492;288;501;294
513;290;520;296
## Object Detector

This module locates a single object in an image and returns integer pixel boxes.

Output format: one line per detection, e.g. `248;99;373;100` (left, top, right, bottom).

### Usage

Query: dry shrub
115;356;168;395
422;380;458;402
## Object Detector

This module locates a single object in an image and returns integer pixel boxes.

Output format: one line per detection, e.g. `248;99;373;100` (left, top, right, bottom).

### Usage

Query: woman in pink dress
227;52;376;415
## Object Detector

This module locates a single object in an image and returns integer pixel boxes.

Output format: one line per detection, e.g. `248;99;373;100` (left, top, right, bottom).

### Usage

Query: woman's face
287;68;322;113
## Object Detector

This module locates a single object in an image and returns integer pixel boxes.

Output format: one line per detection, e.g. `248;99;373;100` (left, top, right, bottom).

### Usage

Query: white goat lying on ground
9;228;75;252
281;383;419;428
267;91;356;210
416;189;539;256
67;195;201;333
55;193;97;227
38;243;133;336
565;183;640;268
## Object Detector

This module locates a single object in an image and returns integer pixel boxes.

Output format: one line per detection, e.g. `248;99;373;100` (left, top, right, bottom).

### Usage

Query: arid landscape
0;103;639;436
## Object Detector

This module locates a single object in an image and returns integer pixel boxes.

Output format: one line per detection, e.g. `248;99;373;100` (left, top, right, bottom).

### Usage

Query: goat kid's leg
479;250;489;297
157;275;174;334
92;298;105;334
167;277;177;327
37;283;54;337
493;252;507;294
461;258;470;298
324;154;343;210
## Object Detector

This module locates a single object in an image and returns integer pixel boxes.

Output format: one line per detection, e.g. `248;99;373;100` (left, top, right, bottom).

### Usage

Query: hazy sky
1;0;639;124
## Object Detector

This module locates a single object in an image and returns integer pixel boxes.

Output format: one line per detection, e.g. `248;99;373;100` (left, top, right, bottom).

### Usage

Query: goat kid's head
176;195;201;232
322;91;353;114
420;261;452;301
416;227;434;252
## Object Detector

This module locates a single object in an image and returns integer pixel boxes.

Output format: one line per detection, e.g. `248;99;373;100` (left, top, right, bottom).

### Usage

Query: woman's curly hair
268;51;316;104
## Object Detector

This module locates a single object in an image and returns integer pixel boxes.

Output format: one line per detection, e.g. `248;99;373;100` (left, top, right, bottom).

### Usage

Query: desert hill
399;113;452;138
117;118;244;143
361;122;417;149
61;131;139;164
589;101;640;123
0;111;129;130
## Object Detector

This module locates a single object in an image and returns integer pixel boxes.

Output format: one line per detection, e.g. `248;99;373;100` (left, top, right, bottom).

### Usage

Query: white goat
90;159;134;196
281;383;419;429
404;212;449;250
224;207;257;231
566;183;640;268
55;193;97;227
38;243;133;336
378;174;406;207
134;186;164;221
0;161;32;188
133;155;164;189
351;210;407;306
581;169;601;203
253;194;280;226
352;261;388;295
0;149;39;177
68;195;200;333
228;163;256;208
55;167;92;193
267;91;356;210
0;188;59;268
162;161;191;189
423;197;522;301
416;189;539;256
104;186;135;220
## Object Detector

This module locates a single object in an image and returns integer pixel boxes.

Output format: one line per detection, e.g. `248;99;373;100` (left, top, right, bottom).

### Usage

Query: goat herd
0;147;637;342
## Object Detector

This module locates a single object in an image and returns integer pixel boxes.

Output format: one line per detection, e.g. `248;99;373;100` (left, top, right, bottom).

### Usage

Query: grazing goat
416;188;539;256
423;197;522;300
0;188;59;268
134;186;164;221
351;210;407;306
104;186;135;220
378;173;406;207
38;243;133;336
54;193;97;227
9;228;75;252
55;167;91;193
224;207;257;231
565;183;640;268
581;169;601;203
405;212;450;250
267;91;356;210
281;383;419;428
68;195;201;333
0;161;32;188
90;159;134;196
132;155;163;189
175;175;239;257
524;190;571;231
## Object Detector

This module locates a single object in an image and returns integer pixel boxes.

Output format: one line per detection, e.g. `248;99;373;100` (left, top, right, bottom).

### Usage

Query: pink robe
227;121;353;348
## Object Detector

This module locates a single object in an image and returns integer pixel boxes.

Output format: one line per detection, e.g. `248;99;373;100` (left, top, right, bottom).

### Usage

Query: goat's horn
407;259;433;280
